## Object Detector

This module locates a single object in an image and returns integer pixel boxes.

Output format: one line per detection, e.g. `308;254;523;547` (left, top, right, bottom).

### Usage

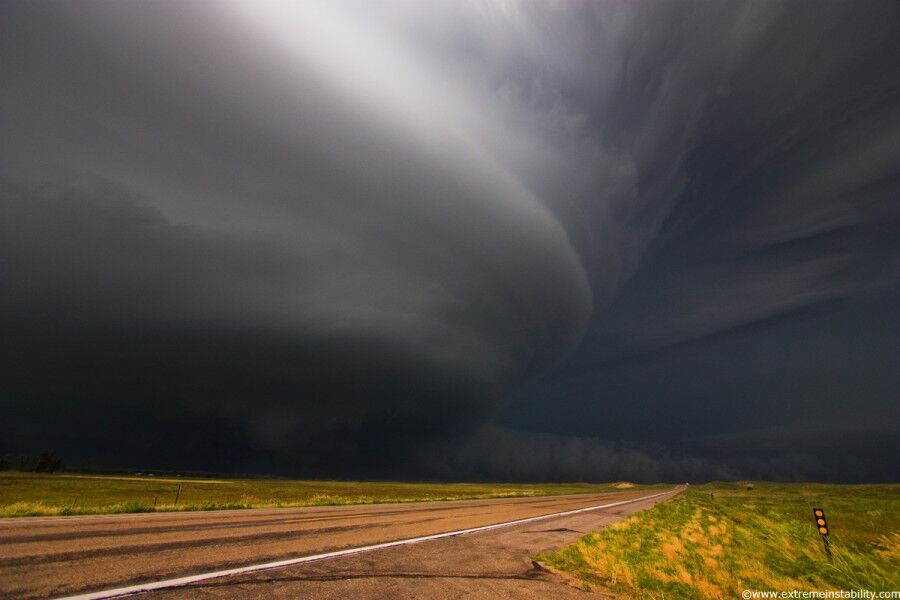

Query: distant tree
34;449;64;473
0;456;8;471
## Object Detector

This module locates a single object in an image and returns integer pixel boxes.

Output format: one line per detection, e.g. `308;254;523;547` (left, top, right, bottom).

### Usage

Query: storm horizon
2;0;899;482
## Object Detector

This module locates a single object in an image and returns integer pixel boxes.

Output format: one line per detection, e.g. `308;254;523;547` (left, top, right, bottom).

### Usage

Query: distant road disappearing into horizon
0;487;681;599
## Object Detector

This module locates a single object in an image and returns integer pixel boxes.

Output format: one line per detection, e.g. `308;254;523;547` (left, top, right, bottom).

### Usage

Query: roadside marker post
812;508;832;559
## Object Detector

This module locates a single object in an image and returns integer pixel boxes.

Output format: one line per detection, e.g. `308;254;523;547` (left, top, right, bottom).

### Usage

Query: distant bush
34;450;65;473
2;450;65;473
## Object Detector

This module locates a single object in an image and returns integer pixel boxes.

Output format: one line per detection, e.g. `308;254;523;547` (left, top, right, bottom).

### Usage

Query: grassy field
0;471;663;517
539;482;900;599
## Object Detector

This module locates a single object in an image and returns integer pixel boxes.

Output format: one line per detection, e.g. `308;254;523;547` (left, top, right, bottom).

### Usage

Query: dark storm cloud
1;0;592;473
408;426;900;483
2;1;898;479
495;0;900;481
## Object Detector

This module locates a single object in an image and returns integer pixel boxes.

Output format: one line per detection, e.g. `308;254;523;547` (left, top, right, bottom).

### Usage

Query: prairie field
0;471;663;517
539;482;900;599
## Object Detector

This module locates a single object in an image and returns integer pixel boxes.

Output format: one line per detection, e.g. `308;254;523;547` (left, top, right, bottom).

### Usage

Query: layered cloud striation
2;1;898;479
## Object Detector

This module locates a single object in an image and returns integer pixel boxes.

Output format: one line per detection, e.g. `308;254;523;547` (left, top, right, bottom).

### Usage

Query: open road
0;487;681;599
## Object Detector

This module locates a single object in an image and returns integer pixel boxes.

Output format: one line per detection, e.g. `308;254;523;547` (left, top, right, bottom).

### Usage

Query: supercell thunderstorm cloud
1;1;899;481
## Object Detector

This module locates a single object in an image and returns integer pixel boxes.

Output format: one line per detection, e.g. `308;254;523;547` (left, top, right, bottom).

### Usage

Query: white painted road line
53;488;678;600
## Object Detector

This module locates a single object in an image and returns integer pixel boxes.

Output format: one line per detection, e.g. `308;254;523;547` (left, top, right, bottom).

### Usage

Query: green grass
539;482;900;599
0;471;665;517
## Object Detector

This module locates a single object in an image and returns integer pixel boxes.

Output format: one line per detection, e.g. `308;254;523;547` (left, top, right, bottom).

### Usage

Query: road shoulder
144;488;681;599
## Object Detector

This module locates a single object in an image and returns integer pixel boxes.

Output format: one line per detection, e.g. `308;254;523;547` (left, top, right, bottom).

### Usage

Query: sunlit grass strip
0;472;665;517
538;483;900;598
0;500;255;517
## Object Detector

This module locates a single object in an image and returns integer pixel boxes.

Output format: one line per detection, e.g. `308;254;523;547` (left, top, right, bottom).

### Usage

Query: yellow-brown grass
539;482;900;600
0;471;669;517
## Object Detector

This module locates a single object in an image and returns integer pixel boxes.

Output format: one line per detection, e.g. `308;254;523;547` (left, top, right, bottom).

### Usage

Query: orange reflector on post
812;508;830;536
813;508;832;559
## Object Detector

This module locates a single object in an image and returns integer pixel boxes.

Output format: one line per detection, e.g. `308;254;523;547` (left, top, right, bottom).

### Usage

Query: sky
1;0;898;482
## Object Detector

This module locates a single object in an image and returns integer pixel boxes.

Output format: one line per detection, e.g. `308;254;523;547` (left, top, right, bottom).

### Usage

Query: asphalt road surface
0;487;681;599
